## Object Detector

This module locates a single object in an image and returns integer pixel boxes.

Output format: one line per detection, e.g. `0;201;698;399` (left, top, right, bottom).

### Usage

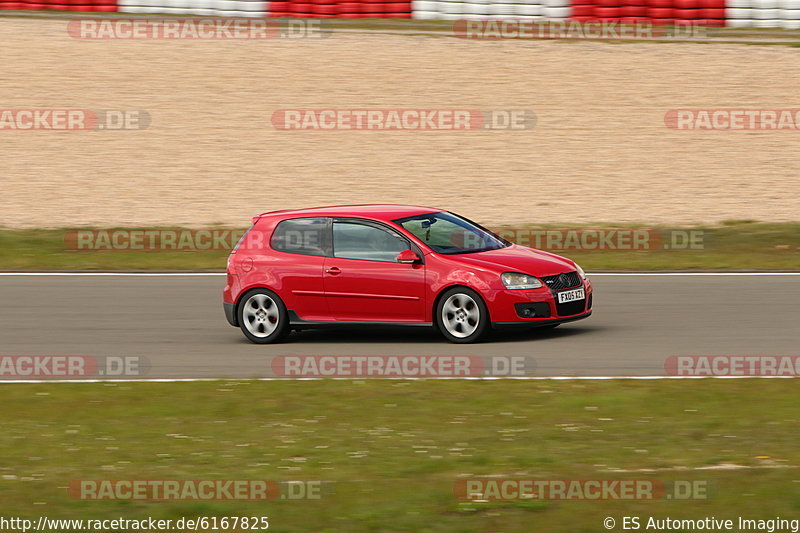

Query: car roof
256;204;442;222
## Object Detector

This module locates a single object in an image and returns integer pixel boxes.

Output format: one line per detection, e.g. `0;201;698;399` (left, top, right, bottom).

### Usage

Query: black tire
435;287;489;344
236;288;290;344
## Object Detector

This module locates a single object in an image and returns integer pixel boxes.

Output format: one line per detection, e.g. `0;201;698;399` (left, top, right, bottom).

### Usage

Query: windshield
393;211;510;255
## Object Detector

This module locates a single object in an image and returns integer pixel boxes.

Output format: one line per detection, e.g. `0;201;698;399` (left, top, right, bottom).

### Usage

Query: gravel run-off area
1;18;799;227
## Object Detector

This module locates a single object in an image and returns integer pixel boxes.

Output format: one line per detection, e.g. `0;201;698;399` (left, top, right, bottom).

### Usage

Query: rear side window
270;217;328;256
232;224;254;252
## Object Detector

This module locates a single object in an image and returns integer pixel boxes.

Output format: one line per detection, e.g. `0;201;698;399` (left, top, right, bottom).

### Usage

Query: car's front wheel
237;289;290;344
435;287;489;344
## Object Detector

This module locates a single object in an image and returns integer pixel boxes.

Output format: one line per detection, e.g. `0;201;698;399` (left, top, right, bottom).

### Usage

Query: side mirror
396;250;421;264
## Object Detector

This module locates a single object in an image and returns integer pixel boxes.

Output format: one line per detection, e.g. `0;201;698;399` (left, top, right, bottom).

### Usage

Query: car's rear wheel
237;289;289;344
436;287;489;344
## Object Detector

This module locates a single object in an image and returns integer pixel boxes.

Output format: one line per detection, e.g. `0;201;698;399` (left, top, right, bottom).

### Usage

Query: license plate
557;288;585;304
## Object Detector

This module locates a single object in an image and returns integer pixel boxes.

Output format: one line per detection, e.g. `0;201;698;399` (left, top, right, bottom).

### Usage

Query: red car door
265;216;331;321
323;219;426;322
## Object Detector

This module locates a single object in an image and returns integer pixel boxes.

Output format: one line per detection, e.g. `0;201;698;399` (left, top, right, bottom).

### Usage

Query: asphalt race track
0;274;797;379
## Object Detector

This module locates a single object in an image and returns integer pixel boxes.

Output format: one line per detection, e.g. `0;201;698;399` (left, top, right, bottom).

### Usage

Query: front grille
555;298;586;317
541;271;581;290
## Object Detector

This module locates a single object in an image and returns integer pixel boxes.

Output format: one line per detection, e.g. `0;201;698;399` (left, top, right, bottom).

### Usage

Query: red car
223;205;592;344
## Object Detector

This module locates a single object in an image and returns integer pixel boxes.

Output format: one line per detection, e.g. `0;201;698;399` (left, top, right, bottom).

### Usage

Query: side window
333;222;409;262
400;217;471;249
271;217;328;256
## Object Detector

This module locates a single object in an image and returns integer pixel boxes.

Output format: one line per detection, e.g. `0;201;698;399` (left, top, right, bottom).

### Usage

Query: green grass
0;221;798;271
1;380;799;532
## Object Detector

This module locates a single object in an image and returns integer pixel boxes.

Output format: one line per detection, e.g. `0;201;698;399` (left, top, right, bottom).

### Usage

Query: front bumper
494;310;592;328
484;279;593;324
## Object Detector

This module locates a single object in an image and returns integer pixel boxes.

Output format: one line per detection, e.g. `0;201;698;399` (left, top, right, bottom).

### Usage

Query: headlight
501;272;542;290
575;264;587;279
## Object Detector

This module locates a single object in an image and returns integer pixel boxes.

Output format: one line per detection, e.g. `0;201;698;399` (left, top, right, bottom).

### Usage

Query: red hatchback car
223;205;592;344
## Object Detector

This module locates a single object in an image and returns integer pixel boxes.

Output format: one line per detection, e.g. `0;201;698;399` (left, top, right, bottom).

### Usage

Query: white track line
0;375;796;384
0;272;798;277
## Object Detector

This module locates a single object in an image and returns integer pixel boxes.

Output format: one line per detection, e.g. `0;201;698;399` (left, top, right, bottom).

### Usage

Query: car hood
445;244;577;278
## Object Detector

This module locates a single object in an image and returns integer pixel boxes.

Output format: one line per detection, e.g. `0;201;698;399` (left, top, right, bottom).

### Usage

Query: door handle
325;267;341;275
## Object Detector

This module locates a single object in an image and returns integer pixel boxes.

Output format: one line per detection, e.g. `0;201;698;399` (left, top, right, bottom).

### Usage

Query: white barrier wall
118;0;267;16
412;0;570;20
6;0;800;27
715;0;799;26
